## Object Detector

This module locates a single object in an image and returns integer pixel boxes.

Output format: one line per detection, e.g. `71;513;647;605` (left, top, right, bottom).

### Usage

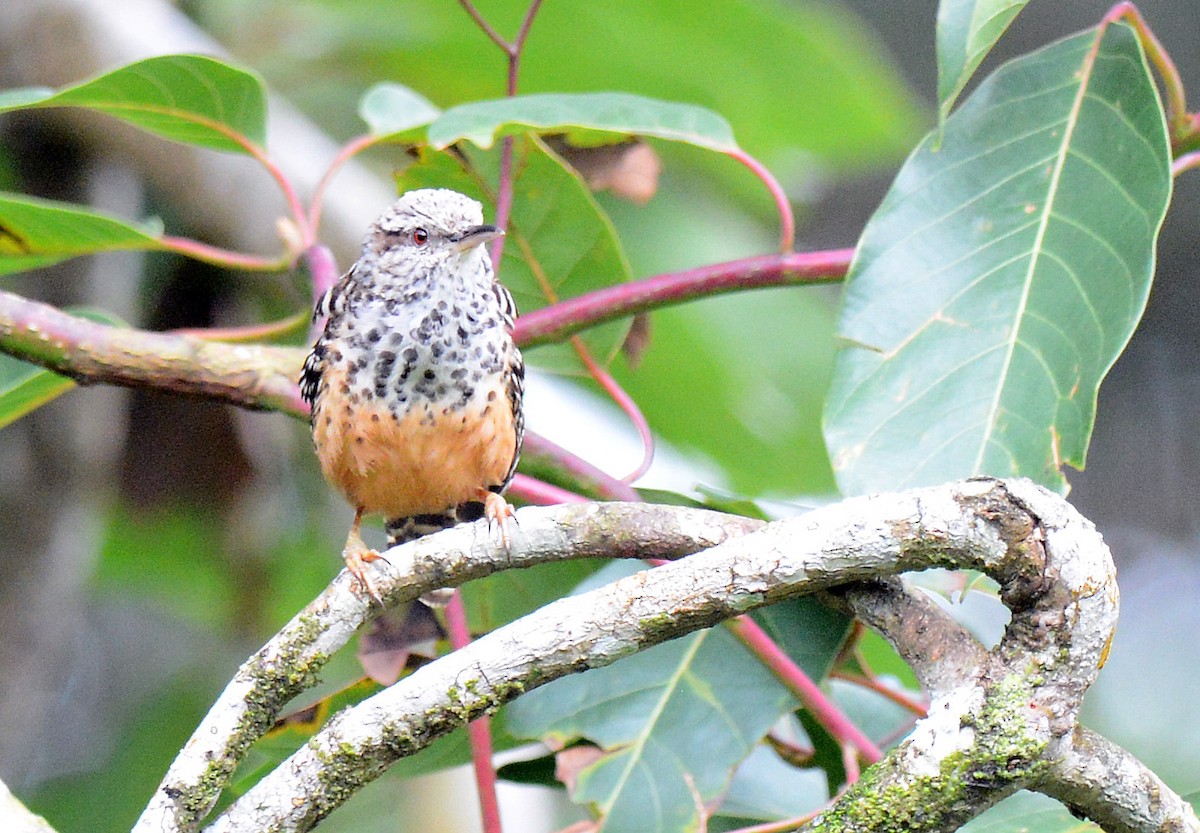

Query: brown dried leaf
620;312;653;368
554;744;606;794
357;603;443;685
547;137;661;204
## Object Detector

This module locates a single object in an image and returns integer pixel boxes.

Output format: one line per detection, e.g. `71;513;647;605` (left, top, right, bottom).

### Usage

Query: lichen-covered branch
134;502;762;833
131;480;1197;833
821;578;988;695
1042;726;1200;833
181;478;1185;833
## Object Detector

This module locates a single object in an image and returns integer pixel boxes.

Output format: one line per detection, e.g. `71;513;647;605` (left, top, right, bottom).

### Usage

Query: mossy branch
125;479;1195;833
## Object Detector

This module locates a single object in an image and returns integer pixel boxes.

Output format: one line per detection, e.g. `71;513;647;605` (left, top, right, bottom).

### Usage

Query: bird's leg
479;490;516;548
343;507;384;604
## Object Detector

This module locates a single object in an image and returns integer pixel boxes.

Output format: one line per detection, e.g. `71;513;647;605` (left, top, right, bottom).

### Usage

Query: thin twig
575;339;656;483
158;236;290;271
1172;149;1200;176
308;134;382;235
457;0;512;51
829;670;928;717
446;592;503;833
726;148;796;252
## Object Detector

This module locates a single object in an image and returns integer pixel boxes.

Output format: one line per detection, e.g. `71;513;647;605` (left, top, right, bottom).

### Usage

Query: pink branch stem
724;616;883;764
457;0;512;51
513;249;852;348
230;133;312;245
519;433;642;502
308;134;381;234
304;244;341;306
508;473;591;505
1104;3;1189;136
575;346;655;483
830;670;928;717
445;592;504;833
1173;149;1200;177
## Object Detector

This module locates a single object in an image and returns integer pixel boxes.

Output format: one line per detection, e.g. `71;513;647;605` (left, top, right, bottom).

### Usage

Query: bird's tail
385;502;486;606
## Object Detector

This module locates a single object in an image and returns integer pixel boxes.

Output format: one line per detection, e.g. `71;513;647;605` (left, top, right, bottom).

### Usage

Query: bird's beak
450;224;504;254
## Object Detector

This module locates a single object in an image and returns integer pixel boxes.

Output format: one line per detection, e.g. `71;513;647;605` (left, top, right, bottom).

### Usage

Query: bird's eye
412;228;430;245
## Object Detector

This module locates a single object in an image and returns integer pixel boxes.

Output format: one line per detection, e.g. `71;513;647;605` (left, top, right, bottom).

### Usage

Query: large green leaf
0;193;166;275
0;54;266;153
505;563;837;833
397;138;634;372
429;92;738;153
936;0;1030;122
509;627;796;833
959;790;1100;833
824;24;1172;496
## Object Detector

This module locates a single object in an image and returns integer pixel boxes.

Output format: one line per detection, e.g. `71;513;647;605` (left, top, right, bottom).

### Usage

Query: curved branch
184;479;1171;833
135;503;762;833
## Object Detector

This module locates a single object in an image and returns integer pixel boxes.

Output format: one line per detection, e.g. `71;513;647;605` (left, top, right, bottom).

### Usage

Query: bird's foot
343;528;385;604
482;491;516;548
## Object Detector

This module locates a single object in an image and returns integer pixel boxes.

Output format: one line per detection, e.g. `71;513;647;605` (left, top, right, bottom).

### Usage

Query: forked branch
127;478;1194;833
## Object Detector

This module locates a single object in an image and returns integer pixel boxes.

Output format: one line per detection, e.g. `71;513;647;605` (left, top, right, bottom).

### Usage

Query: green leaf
397;138;635;373
936;0;1030;122
429;92;739;154
358;82;441;140
959;791;1100;833
713;744;829;824
0;54;266;153
0;309;123;427
0;356;74;429
512;629;795;832
0;193;166;275
507;564;801;833
751;598;853;680
824;24;1172;496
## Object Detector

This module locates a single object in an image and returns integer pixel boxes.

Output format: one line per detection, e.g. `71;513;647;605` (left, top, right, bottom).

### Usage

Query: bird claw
343;534;385;605
482;492;516;548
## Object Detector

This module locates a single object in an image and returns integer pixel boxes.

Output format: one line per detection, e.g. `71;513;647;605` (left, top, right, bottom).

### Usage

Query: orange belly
312;366;516;518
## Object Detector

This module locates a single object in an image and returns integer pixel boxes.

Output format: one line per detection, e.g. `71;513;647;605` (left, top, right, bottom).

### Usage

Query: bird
299;188;525;602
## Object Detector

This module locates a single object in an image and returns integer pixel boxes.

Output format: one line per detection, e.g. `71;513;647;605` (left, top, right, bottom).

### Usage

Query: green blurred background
0;1;1197;830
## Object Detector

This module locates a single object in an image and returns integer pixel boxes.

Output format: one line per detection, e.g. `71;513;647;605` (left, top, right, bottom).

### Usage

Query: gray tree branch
127;478;1195;833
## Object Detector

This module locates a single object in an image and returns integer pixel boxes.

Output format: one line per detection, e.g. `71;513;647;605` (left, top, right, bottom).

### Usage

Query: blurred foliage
187;0;926;500
16;1;1178;832
189;0;925;172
